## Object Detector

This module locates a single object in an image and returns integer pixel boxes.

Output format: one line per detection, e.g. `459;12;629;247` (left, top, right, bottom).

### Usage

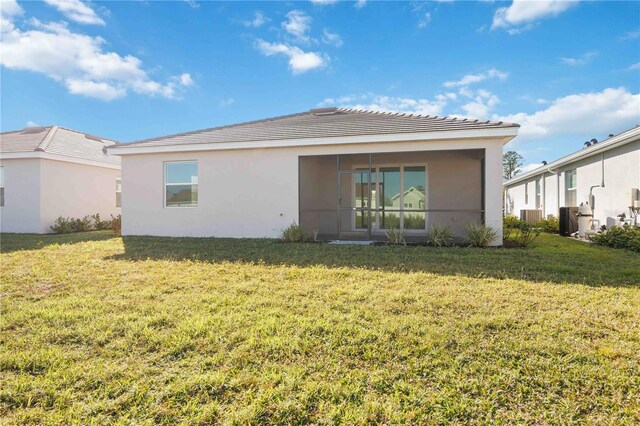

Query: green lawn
1;232;639;424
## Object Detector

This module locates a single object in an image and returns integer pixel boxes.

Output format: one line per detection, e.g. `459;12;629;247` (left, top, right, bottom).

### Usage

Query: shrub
111;214;122;235
503;215;520;230
385;226;406;246
465;222;498;247
590;225;640;252
535;215;559;234
427;224;454;247
71;216;93;233
50;217;75;234
91;213;112;231
505;221;541;248
281;221;308;242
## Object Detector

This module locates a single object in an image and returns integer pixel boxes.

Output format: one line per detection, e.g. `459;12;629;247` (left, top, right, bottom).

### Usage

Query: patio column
485;143;504;246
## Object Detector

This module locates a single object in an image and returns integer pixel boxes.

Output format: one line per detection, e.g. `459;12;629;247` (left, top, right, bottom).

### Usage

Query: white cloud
178;73;193;86
521;163;545;173
321;93;448;116
620;30;640;41
218;97;235;107
498;87;640;140
461;89;500;119
444;68;509;88
310;0;340;5
183;0;199;9
322;28;342;47
0;16;192;100
243;11;268;28
282;10;312;43
43;0;105;25
626;63;640;71
354;0;366;9
255;39;327;74
418;11;431;29
492;0;579;33
26;120;39;127
560;51;597;66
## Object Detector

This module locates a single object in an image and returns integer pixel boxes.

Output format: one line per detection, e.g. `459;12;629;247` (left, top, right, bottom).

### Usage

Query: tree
503;151;524;180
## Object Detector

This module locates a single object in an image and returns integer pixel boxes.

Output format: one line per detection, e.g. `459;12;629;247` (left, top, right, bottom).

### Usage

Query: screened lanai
299;149;485;241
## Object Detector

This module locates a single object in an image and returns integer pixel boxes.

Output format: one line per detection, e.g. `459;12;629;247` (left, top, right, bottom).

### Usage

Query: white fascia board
107;127;519;156
0;151;121;170
503;126;640;187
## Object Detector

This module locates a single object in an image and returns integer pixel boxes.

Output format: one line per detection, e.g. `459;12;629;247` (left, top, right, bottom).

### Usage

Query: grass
1;231;639;424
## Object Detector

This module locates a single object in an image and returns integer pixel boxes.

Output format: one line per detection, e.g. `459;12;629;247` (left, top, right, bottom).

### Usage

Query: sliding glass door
353;165;426;233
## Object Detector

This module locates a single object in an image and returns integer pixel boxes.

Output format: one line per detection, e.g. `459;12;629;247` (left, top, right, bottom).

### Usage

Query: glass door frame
351;162;429;235
337;154;373;240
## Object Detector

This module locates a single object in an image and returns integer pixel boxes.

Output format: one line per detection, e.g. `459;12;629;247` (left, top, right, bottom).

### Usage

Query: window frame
116;177;122;208
164;160;199;208
564;169;577;207
0;166;4;207
535;178;541;209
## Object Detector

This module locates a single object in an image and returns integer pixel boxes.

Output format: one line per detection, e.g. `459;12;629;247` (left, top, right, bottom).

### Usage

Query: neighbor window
565;169;577;207
116;177;122;208
165;161;198;207
535;178;541;209
0;166;4;207
525;182;529;205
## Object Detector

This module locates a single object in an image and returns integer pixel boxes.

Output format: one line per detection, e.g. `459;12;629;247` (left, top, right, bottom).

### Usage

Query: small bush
71;216;93;232
385;226;406;246
91;213;112;231
111;214;122;235
505;221;541;248
281;221;308;243
465;222;498;247
427;224;454;247
503;215;520;229
590;225;640;252
50;217;75;234
535;216;559;234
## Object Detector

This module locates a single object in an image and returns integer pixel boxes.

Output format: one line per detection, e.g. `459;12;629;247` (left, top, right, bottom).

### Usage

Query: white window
165;161;198;207
535;178;541;209
116;177;122;208
565;169;577;207
0;166;4;207
525;182;529;205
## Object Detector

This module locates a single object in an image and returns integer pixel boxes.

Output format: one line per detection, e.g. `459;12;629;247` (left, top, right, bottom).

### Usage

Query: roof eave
503;126;640;186
108;127;519;156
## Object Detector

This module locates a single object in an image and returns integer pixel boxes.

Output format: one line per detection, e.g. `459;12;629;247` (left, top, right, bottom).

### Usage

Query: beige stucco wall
39;159;121;233
120;137;505;245
0;158;41;233
0;158;120;233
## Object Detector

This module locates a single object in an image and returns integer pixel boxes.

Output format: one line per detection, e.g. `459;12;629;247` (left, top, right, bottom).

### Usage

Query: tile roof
119;107;519;149
0;126;120;165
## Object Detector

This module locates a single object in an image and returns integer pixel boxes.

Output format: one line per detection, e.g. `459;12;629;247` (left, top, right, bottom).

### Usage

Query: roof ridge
56;126;119;144
35;126;59;152
129;110;312;144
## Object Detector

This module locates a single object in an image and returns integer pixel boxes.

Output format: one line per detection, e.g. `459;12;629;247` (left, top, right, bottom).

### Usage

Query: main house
0;126;121;233
503;125;640;229
108;108;519;245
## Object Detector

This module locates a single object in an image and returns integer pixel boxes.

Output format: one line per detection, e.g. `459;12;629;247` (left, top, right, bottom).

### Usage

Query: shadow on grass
0;231;117;253
109;233;640;287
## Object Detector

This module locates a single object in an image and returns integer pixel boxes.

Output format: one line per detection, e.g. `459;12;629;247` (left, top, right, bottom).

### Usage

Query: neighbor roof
503;124;640;186
0;126;120;165
116;108;519;149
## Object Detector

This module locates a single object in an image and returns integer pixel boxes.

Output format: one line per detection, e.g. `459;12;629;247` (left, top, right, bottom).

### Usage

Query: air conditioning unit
520;209;542;224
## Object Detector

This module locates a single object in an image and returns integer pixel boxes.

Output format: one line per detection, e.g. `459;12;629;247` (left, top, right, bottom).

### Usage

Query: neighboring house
504;125;640;229
0;126;121;233
109;108;518;245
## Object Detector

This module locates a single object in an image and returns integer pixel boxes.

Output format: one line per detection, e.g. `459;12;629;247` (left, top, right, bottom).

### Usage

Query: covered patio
299;149;485;241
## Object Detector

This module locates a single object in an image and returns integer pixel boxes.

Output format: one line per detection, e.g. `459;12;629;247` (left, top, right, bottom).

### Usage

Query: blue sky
1;0;639;169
